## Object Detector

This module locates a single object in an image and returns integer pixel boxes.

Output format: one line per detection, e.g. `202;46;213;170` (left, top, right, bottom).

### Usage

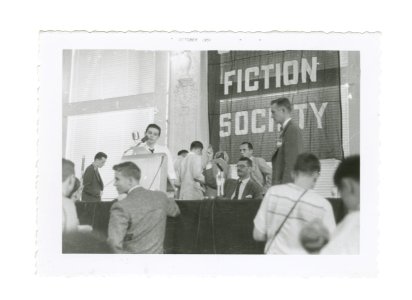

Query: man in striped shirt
253;153;336;254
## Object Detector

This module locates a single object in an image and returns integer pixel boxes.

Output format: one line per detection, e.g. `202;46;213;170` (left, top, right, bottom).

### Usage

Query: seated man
253;153;336;254
107;161;180;254
205;157;263;200
239;142;272;193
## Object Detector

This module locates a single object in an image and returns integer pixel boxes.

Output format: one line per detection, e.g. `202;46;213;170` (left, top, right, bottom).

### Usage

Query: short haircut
113;161;141;181
177;149;189;156
62;158;75;182
238;156;253;167
190;141;204;151
271;97;292;112
68;177;81;199
240;142;253;150
145;123;161;136
293;153;321;174
94;152;107;161
334;155;360;187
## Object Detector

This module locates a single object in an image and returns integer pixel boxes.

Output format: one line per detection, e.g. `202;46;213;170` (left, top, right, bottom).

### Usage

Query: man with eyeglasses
204;157;262;200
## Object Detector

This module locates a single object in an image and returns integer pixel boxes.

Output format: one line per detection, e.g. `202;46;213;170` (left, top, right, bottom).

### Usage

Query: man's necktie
149;148;154;154
233;180;242;200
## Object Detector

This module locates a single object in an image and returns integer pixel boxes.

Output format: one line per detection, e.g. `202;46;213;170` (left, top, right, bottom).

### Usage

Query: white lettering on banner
302;57;317;83
220;113;231;137
294;103;308;129
261;64;274;89
245;67;259;92
251;109;266;133
223;57;318;95
275;63;282;88
268;109;275;132
237;69;242;93
219;102;328;136
235;111;248;135
224;70;236;95
283;60;299;85
310;102;328;129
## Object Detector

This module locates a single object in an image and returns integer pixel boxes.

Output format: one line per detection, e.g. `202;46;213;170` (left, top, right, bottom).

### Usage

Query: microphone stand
123;139;147;155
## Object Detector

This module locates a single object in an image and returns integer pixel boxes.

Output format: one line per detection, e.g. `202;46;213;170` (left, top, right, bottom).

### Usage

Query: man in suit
176;141;205;200
82;152;107;202
205;157;263;200
239;142;272;193
271;98;304;185
107;161;180;254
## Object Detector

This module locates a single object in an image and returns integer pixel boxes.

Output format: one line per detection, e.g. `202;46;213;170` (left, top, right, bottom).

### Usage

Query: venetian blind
69;50;156;102
66;108;155;200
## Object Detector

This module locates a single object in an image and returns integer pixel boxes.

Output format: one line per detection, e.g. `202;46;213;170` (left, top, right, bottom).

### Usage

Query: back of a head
334;155;360;187
190;141;204;151
294;153;321;174
271;97;292;112
113;161;141;181
177;149;189;156
62;158;75;182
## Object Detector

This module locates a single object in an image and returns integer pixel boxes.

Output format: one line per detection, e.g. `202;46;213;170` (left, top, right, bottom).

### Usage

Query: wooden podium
121;153;168;192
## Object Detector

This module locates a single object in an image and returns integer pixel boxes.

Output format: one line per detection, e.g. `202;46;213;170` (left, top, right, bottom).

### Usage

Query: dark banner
208;51;343;164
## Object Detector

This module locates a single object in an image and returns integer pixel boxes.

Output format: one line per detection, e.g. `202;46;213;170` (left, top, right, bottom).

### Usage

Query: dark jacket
82;164;104;202
271;120;304;185
204;168;263;200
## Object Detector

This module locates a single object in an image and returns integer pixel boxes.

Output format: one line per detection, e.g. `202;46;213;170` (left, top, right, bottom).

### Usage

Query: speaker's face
146;127;160;145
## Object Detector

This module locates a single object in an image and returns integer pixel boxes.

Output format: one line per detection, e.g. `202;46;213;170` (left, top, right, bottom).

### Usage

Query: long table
76;198;346;254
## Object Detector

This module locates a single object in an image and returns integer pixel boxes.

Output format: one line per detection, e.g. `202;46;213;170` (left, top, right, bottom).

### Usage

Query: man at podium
132;124;177;191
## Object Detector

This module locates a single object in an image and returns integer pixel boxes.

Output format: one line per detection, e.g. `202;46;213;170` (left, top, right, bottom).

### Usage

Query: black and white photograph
38;32;378;276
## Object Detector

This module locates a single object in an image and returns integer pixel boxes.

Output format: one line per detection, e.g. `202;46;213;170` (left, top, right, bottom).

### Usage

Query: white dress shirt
321;211;360;255
231;177;250;200
133;143;177;180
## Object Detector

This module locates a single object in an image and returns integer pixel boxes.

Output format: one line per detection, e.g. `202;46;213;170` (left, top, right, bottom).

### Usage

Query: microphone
140;135;149;143
123;135;149;154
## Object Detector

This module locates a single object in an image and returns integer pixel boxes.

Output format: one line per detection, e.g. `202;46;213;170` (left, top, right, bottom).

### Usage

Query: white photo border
38;31;379;276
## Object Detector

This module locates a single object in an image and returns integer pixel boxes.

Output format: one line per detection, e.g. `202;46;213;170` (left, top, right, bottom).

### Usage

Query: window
66;108;155;200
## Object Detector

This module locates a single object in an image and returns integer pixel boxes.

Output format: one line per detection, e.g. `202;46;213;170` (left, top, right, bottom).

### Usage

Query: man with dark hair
240;142;272;193
177;149;189;157
176;141;205;200
320;155;360;254
82;152;107;202
253;153;335;254
174;149;189;173
270;97;304;185
62;158;79;232
204;157;263;200
107;161;180;254
132;123;177;190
